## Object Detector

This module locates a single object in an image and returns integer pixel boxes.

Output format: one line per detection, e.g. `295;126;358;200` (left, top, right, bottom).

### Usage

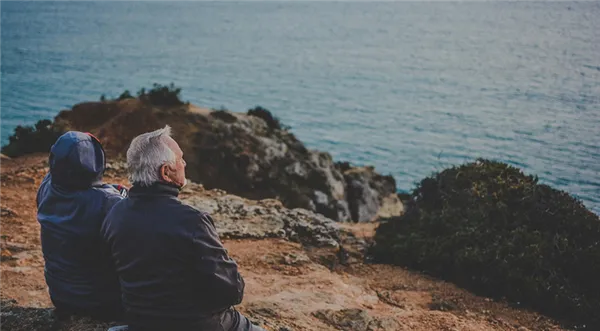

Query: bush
1;119;63;157
210;107;237;123
247;106;288;131
143;83;184;107
117;90;134;100
371;159;600;329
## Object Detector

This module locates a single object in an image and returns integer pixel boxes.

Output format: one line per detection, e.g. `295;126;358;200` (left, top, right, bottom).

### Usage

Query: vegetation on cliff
247;106;288;131
110;83;185;105
2;84;186;157
138;83;185;106
371;159;600;329
1;119;62;157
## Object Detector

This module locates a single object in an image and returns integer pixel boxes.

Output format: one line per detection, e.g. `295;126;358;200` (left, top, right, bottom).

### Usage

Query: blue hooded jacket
37;131;124;310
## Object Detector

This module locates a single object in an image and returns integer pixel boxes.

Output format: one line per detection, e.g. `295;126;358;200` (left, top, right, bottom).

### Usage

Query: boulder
342;167;400;222
181;187;342;248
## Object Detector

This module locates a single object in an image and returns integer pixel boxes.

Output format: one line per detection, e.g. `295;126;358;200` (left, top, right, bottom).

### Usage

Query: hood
49;131;105;190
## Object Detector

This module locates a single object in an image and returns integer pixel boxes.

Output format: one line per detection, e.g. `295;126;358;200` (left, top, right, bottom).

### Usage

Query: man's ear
159;164;171;183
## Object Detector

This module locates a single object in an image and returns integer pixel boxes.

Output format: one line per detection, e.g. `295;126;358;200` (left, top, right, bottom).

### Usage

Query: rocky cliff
43;97;402;222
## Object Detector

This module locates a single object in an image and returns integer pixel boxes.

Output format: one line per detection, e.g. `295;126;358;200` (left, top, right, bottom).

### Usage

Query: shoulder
174;200;210;220
169;200;216;230
36;174;52;201
91;184;122;199
90;185;125;212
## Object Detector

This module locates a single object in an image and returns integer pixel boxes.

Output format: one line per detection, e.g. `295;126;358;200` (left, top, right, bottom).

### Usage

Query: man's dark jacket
37;131;124;312
101;183;244;329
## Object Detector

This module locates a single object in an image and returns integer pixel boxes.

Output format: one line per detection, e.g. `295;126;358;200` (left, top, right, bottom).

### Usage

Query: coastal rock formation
49;97;402;222
178;181;342;247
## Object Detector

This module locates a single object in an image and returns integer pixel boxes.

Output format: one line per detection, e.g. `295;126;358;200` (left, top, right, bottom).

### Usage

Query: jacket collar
129;182;180;198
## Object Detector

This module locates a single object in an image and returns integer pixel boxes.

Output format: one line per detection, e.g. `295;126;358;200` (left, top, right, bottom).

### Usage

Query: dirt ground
0;155;567;331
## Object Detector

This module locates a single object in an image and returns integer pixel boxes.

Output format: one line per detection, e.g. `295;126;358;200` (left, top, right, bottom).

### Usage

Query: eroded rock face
180;182;341;248
53;99;402;222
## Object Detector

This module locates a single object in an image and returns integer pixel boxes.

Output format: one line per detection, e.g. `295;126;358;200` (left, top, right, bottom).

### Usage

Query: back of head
49;131;105;190
126;125;176;187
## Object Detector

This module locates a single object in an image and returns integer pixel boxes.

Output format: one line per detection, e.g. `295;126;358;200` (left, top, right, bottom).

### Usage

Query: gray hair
126;125;176;186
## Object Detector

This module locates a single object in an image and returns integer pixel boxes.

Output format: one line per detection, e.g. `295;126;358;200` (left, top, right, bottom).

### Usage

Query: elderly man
101;126;264;331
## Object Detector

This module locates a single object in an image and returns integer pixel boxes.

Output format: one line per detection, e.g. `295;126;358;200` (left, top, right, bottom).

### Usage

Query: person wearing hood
37;131;127;321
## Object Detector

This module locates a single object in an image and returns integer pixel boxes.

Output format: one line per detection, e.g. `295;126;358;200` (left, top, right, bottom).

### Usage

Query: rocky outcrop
179;182;342;247
48;98;403;222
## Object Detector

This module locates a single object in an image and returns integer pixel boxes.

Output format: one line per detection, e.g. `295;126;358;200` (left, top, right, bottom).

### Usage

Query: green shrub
210;107;237;123
143;83;184;107
117;90;134;100
371;159;600;329
1;120;63;157
247;106;288;131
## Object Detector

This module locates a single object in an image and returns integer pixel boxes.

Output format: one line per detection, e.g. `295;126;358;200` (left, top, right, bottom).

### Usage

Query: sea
1;1;599;214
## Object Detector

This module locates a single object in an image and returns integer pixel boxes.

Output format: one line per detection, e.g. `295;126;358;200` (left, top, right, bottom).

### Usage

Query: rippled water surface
2;2;599;212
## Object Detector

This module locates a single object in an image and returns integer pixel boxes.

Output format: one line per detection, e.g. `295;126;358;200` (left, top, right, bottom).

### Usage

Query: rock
285;161;308;178
1;248;14;261
343;167;401;222
40;98;400;222
312;308;400;331
0;298;120;331
244;301;290;331
377;194;404;219
183;196;219;214
313;190;329;207
247;301;281;319
181;186;342;247
281;252;311;266
347;178;379;222
1;207;18;218
313;309;372;331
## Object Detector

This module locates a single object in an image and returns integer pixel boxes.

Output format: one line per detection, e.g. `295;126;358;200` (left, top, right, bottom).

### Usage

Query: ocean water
2;1;599;213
